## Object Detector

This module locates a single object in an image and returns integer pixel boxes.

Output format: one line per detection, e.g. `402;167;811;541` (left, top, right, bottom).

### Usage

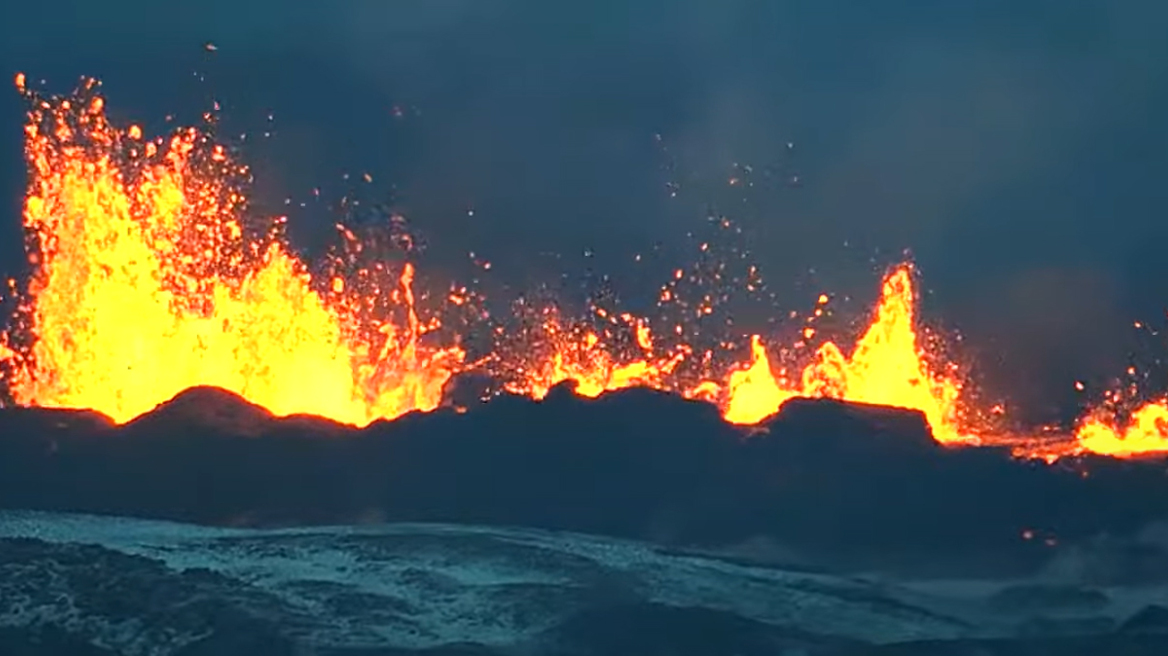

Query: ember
0;78;462;426
2;77;1165;460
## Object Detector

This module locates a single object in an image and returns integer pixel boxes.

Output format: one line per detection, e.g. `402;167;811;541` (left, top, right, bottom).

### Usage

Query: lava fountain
0;76;463;425
719;268;967;443
2;76;1167;459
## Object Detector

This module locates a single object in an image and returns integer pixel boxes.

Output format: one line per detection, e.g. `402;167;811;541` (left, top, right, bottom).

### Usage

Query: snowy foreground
0;511;1166;655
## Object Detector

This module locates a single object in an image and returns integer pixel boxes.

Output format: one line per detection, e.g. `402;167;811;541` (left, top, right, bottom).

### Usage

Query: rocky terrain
2;383;1168;654
1;512;1166;655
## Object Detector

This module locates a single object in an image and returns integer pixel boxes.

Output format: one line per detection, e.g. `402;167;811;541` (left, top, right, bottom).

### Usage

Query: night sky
3;0;1168;424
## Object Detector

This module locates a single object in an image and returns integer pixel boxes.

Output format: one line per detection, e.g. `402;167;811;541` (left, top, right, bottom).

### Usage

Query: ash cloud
3;1;1168;406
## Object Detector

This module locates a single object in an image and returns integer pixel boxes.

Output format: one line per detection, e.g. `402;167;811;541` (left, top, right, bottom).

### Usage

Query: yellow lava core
3;78;1166;460
717;268;967;443
0;79;462;425
721;335;798;425
1074;402;1168;458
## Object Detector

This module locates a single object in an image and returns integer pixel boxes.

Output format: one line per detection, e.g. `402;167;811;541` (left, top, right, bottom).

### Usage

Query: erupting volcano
1;77;1166;460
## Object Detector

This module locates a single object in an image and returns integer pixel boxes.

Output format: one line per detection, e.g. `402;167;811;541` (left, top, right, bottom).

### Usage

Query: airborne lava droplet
0;81;463;426
2;80;1167;460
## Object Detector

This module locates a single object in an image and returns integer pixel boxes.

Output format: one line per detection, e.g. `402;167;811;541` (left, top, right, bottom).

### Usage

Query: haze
3;0;1168;424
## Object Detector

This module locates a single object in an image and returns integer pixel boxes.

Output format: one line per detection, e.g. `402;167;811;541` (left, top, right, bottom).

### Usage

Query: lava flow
2;77;1167;460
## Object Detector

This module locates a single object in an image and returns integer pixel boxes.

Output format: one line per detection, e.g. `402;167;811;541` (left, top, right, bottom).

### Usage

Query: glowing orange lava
0;78;462;425
503;310;690;400
713;267;968;443
3;78;1168;461
1074;402;1168;457
496;263;968;442
721;335;799;425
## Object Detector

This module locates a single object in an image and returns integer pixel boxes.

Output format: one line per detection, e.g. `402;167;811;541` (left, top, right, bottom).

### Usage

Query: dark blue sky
3;0;1168;420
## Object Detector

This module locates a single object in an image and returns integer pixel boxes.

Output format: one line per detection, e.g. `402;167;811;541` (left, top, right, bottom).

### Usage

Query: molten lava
501;310;690;401
719;269;966;443
0;78;463;425
3;77;1168;460
1075;402;1168;458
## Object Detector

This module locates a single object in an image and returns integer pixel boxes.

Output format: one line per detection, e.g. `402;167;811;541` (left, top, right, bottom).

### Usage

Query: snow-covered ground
0;511;1162;655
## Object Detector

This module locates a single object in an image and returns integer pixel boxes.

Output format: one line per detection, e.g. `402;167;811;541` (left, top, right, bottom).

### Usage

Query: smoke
3;0;1168;410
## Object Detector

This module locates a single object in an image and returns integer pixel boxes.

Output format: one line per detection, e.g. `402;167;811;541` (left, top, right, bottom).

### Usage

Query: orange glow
798;267;965;443
0;79;462;426
5;79;1168;462
714;266;967;443
504;316;687;400
1074;401;1168;457
721;335;798;424
504;265;969;443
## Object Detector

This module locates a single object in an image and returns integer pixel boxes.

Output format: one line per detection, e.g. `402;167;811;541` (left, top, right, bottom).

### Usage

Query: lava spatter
0;80;978;441
1074;401;1168;457
708;265;968;444
496;305;690;400
0;77;463;425
7;77;1168;462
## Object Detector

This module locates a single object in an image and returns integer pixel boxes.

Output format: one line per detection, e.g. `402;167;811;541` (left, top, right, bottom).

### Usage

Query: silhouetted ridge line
1;382;1168;576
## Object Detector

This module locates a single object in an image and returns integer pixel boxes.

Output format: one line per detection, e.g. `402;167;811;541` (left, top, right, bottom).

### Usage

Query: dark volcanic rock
543;602;866;655
0;537;299;654
988;584;1110;613
2;515;1167;656
0;517;966;656
124;385;279;437
2;383;1168;575
0;626;118;656
869;634;1168;655
170;617;297;656
1119;605;1168;634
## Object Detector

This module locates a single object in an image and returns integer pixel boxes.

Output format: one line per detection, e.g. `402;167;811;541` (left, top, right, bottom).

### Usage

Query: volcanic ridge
5;75;1168;656
4;381;1168;580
